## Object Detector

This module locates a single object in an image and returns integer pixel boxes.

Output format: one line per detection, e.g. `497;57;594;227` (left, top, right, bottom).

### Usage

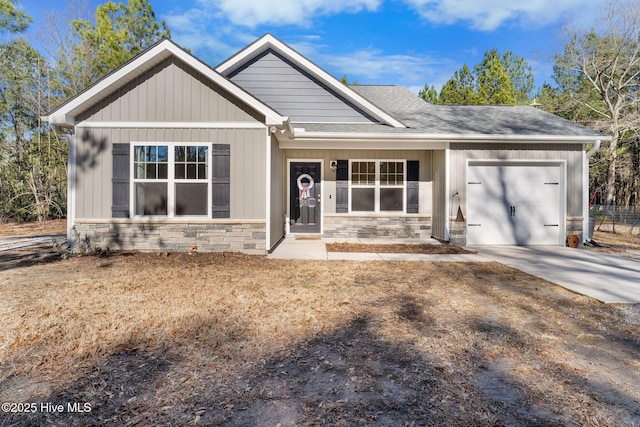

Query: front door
290;162;321;233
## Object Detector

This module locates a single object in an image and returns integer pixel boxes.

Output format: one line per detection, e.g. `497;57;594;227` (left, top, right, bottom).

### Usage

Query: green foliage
439;64;478;104
0;0;31;34
432;49;534;105
56;0;170;98
0;38;67;221
418;83;438;104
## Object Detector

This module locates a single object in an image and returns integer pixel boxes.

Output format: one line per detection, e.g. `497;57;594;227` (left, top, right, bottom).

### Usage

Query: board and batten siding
449;143;584;217
284;149;433;215
77;57;263;123
227;50;375;124
74;127;268;220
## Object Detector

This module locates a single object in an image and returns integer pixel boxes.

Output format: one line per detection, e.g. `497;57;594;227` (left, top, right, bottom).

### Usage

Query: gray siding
227;50;375;124
449;143;584;217
431;150;447;241
78;57;262;123
75;127;267;220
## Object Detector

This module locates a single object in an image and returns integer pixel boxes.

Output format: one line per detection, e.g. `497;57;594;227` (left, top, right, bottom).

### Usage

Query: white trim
279;139;449;150
291;130;609;143
286;158;324;235
465;159;567;246
67;133;77;246
348;160;407;214
216;34;406;129
444;149;450;242
584;140;601;242
130;142;212;219
265;129;271;250
45;39;287;127
77;121;267;129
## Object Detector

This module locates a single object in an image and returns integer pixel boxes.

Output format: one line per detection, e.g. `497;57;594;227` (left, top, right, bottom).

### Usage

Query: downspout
583;140;601;243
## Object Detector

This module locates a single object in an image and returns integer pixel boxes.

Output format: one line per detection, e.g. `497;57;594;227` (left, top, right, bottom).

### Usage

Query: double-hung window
350;160;405;213
133;144;210;217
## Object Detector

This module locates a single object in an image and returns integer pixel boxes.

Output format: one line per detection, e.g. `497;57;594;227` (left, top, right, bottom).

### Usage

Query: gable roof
44;39;287;127
216;34;406;128
287;85;609;144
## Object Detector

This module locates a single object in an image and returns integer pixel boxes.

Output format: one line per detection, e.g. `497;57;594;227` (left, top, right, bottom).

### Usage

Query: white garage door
467;164;561;245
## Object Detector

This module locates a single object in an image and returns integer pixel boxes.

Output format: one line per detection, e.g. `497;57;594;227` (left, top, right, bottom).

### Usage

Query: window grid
175;145;208;180
132;143;212;218
351;161;375;186
134;145;168;180
349;160;406;213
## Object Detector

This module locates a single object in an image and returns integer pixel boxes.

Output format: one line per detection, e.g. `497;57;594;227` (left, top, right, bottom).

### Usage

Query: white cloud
293;41;457;89
402;0;603;31
198;0;381;28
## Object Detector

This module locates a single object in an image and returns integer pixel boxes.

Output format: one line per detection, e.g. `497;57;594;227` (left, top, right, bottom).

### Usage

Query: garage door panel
467;164;561;246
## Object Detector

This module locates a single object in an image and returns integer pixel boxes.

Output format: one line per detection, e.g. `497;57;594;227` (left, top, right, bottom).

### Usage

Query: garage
466;162;563;245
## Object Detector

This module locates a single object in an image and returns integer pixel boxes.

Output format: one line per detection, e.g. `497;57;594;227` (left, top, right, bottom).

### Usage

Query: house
44;34;609;253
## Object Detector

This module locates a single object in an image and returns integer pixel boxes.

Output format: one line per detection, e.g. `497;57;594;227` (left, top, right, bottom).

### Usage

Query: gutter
583;140;602;243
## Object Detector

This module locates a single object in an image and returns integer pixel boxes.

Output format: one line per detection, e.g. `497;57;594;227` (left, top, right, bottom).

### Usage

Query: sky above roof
15;0;604;94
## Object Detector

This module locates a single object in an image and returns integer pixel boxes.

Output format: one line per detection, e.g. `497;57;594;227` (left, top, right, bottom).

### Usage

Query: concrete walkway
269;238;640;304
267;237;491;262
474;246;640;304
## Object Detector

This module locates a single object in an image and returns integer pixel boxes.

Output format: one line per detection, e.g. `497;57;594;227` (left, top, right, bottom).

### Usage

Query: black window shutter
212;144;230;218
336;160;348;213
112;143;130;218
406;160;419;214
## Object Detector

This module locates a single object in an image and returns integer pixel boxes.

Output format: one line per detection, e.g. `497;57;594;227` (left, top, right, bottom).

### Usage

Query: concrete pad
474;246;640;303
267;238;327;260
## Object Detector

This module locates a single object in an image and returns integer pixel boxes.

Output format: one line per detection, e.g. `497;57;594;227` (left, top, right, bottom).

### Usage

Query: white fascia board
76;121;267;129
216;34;406;129
279;138;449;150
291;131;610;144
45;40;287;128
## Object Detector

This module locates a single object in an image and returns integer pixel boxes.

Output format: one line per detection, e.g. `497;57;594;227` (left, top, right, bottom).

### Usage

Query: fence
589;205;640;235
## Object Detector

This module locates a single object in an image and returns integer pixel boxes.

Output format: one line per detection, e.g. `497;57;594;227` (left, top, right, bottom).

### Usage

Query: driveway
0;234;65;252
474;246;640;303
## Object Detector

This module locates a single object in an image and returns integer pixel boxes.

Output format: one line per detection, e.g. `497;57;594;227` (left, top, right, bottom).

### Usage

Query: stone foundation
566;217;584;245
72;220;267;254
322;215;432;239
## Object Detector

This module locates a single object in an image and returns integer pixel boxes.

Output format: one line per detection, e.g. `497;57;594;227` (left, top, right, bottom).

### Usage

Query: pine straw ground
0;227;638;426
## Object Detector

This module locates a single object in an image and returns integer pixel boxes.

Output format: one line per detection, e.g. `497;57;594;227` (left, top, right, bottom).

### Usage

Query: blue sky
15;0;604;94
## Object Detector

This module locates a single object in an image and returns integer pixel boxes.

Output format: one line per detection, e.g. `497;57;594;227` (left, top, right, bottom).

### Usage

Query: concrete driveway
474;246;640;303
0;234;64;252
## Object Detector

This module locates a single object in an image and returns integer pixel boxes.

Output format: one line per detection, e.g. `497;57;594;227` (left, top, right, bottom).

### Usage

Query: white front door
467;164;561;245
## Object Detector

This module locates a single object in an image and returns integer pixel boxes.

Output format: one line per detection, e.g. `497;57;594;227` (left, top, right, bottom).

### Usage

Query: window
350;160;405;212
132;144;210;217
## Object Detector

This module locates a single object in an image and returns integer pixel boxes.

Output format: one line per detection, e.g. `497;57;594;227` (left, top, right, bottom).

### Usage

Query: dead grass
0;219;66;236
1;249;638;426
589;231;640;260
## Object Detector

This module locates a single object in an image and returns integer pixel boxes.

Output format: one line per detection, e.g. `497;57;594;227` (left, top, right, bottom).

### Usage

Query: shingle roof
323;85;605;138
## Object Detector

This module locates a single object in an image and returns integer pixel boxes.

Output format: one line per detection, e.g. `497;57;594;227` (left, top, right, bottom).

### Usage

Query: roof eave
290;130;610;143
44;39;287;128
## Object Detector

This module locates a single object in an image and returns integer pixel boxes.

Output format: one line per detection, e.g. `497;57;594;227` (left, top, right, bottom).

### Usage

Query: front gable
77;56;264;124
225;48;376;124
45;39;287;128
217;34;405;128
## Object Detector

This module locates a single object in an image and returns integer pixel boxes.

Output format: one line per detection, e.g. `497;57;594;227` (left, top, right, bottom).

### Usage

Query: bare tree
554;0;640;205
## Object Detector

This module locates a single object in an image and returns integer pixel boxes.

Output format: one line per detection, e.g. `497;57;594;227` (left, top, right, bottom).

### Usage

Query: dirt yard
0;224;639;426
